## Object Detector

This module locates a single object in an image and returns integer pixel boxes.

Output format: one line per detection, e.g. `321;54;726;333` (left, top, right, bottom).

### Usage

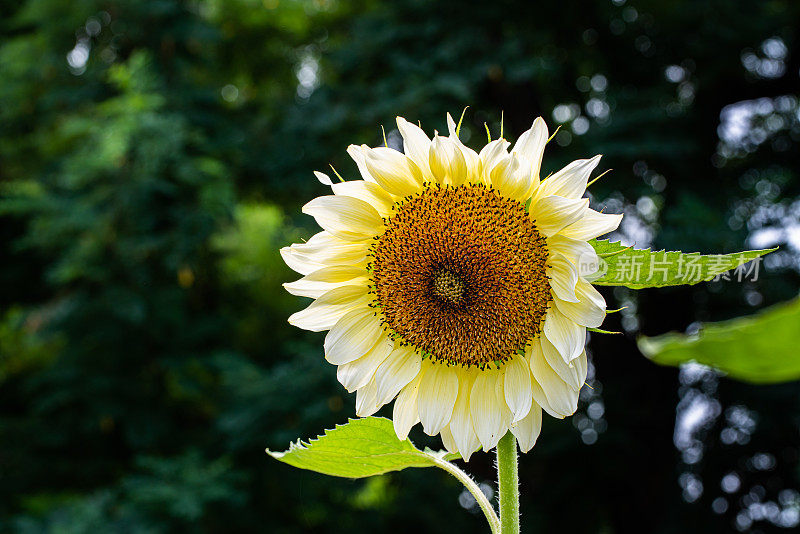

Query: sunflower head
282;113;622;460
369;182;551;369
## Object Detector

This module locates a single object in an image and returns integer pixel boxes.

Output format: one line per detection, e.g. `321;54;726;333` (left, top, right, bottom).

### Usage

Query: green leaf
267;417;451;478
588;240;775;289
638;297;800;384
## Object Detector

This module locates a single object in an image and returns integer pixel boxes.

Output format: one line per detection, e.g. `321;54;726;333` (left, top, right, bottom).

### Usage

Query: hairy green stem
496;431;520;534
431;456;500;534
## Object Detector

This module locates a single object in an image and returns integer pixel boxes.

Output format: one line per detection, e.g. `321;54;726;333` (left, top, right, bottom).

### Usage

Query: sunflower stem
431;456;500;534
496;431;520;534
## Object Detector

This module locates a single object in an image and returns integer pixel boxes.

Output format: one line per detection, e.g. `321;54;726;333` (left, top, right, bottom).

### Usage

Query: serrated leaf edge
591;239;777;260
266;417;459;470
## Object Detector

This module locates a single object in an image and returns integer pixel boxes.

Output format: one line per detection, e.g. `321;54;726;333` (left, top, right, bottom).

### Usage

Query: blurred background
1;0;799;532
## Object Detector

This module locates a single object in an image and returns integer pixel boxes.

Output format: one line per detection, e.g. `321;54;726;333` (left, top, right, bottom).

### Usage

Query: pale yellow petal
503;352;533;423
396;116;433;180
355;376;381;417
314;170;334;186
491;372;512;450
527;340;579;418
280;246;325;276
440;425;458;455
288;285;371;332
537;155;601;200
429;135;467;186
417;361;459;436
529;196;589;237
336;335;395;393
324;308;384;365
346;144;378;183
478;138;511;184
446;113;481;183
393;374;422;440
490;155;532;202
365;146;425;197
529;374;562;419
449;367;481;461
574;350;588;387
331;180;397;218
510;403;542;453
540;333;582;390
302;195;384;241
547;254;580;303
512;117;548;183
547;234;598;275
553;278;607;328
283;265;368;298
280;246;366;277
469;368;506;450
287;231;369;268
543;306;586;363
374;346;422;405
560;209;622;241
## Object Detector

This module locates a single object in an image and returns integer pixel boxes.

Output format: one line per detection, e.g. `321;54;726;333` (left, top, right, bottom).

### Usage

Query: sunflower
282;114;622;460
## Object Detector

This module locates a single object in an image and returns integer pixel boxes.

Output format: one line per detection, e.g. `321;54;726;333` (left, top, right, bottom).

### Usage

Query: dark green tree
1;0;798;532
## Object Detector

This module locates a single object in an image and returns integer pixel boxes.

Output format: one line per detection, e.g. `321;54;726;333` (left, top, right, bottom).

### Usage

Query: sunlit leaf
267;417;456;478
638;297;800;384
588;239;775;289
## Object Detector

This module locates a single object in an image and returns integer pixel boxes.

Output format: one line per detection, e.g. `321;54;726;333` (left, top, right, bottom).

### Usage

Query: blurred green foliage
640;296;800;384
1;0;799;532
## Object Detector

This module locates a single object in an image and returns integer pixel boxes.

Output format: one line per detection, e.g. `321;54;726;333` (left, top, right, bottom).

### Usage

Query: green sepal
588;327;622;335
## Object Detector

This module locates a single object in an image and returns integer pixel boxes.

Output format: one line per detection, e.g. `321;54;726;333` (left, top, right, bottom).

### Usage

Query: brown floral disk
369;183;551;367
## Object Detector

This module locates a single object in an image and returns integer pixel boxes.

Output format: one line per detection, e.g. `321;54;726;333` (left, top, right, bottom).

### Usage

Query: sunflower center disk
370;183;552;368
432;269;465;303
